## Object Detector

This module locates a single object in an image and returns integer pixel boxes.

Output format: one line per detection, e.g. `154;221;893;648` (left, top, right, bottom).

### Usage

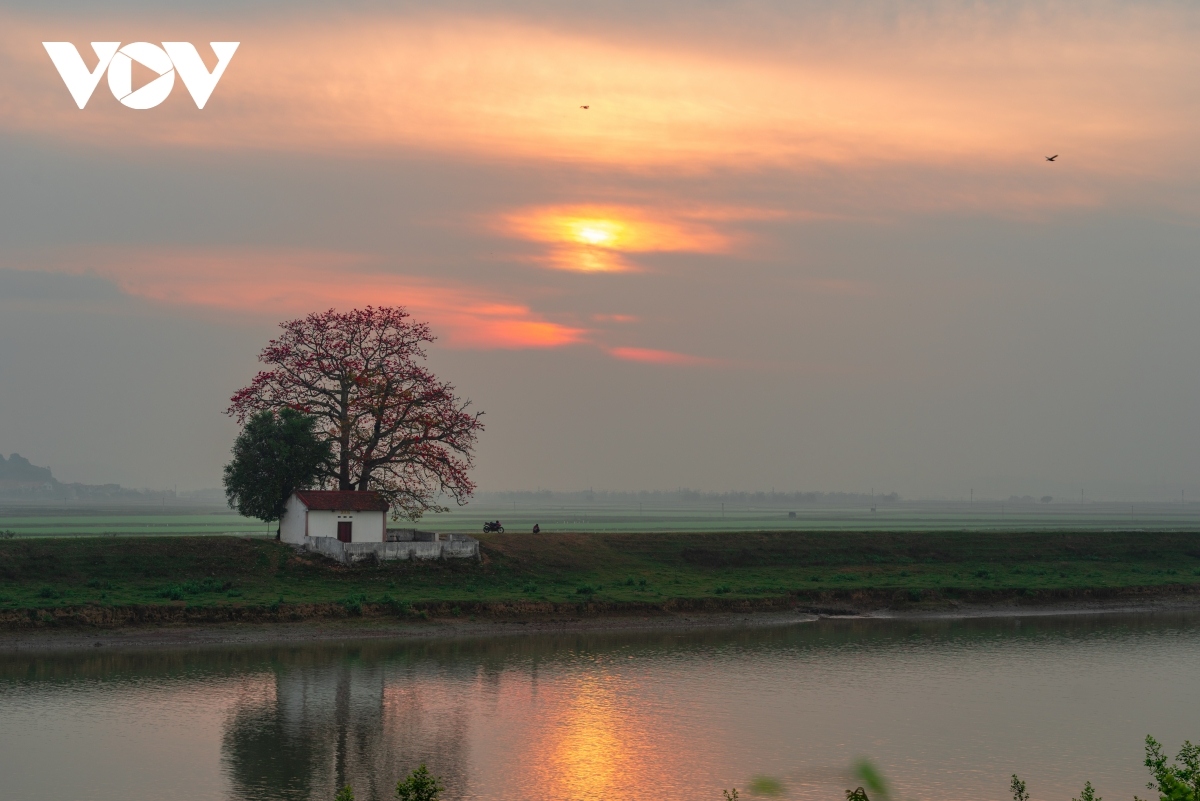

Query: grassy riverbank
2;530;1199;627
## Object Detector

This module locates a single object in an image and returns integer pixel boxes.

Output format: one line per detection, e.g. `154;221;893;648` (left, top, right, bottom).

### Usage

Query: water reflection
222;649;472;801
536;673;647;801
3;613;1200;801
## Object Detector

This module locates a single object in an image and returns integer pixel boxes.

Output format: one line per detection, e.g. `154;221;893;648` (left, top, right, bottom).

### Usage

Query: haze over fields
1;0;1199;500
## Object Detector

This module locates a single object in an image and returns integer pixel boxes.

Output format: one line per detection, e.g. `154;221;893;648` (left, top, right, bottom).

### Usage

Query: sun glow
498;205;732;273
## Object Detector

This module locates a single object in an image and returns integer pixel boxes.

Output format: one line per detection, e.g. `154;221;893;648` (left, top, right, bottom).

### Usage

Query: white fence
303;532;480;565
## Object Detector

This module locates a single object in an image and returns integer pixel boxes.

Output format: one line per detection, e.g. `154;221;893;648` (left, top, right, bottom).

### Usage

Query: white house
279;490;389;546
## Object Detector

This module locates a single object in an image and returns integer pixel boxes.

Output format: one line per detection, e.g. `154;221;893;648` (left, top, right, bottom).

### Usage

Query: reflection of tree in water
222;650;471;801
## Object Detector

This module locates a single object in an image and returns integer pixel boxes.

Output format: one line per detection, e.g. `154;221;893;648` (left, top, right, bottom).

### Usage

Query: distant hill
0;453;55;484
0;453;179;503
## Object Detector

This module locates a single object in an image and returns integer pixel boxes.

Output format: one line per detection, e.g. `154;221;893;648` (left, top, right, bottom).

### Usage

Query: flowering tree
227;307;483;520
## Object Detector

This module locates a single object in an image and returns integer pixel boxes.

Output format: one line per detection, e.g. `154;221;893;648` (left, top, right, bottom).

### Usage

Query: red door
337;521;352;542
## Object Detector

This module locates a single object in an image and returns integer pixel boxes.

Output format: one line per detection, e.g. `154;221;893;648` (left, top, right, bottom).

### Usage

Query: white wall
279;494;308;545
280;495;386;543
305;536;480;564
307;509;385;543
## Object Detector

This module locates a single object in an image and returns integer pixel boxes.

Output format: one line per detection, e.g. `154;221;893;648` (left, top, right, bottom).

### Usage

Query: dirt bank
5;585;1200;654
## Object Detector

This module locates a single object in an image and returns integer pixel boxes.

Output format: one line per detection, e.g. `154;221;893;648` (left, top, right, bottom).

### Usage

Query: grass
0;530;1199;618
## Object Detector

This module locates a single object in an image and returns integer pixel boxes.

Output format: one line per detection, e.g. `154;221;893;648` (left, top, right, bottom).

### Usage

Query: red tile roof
294;490;390;512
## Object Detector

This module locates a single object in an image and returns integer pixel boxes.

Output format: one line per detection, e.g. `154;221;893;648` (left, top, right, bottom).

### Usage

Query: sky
1;0;1199;499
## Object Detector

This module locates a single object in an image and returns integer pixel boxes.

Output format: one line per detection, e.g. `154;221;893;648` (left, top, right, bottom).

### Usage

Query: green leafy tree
335;786;354;801
1141;736;1200;801
395;764;444;801
223;408;331;538
1075;781;1101;801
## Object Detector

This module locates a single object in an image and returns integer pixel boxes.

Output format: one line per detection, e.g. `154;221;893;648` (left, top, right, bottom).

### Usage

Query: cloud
607;346;715;366
0;267;122;301
12;247;587;349
799;278;876;296
4;3;1199;199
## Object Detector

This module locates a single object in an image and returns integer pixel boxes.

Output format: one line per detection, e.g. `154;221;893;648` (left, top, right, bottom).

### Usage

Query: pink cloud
19;247;587;350
607;346;715;366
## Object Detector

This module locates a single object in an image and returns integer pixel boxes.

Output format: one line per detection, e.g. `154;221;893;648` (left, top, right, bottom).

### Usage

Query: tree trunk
356;468;372;492
338;386;352;490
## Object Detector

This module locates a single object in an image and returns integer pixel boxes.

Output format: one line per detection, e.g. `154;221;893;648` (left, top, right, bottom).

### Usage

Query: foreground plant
396;764;444;801
1009;734;1200;801
1141;735;1200;801
334;764;444;801
854;758;889;800
1012;774;1031;801
1012;769;1101;801
750;775;785;796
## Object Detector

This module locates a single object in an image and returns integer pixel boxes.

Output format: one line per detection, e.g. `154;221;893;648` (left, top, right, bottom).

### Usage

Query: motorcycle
483;520;504;533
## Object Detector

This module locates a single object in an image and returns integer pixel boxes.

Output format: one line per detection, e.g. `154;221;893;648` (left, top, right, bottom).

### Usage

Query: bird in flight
580;105;589;109
1045;155;1058;161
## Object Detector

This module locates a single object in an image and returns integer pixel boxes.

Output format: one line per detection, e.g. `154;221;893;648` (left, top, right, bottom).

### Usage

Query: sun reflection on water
531;673;652;801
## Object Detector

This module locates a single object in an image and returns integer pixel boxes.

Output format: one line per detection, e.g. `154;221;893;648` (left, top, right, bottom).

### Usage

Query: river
2;613;1198;801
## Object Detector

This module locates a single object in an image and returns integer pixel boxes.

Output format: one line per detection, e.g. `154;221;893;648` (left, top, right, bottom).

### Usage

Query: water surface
2;614;1199;801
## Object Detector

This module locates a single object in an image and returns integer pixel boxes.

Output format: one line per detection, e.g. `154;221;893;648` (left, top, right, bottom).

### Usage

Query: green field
2;500;1199;538
435;501;1200;533
0;506;268;537
2;530;1199;622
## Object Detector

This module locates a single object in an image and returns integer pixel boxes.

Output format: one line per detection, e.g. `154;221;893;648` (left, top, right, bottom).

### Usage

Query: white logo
43;41;239;109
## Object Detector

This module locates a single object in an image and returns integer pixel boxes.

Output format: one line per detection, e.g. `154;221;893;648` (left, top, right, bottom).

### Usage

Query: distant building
279;490;389;546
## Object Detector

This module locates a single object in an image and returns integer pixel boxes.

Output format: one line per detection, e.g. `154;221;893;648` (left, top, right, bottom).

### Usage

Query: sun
576;226;612;245
567;219;622;248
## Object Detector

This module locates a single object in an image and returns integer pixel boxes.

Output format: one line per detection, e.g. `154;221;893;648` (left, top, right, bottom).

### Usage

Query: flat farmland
3;501;1200;538
434;501;1200;534
0;505;269;538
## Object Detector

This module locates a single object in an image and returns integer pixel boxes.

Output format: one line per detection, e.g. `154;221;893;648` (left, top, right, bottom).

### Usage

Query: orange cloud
4;4;1198;194
607;346;715;366
17;248;586;349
